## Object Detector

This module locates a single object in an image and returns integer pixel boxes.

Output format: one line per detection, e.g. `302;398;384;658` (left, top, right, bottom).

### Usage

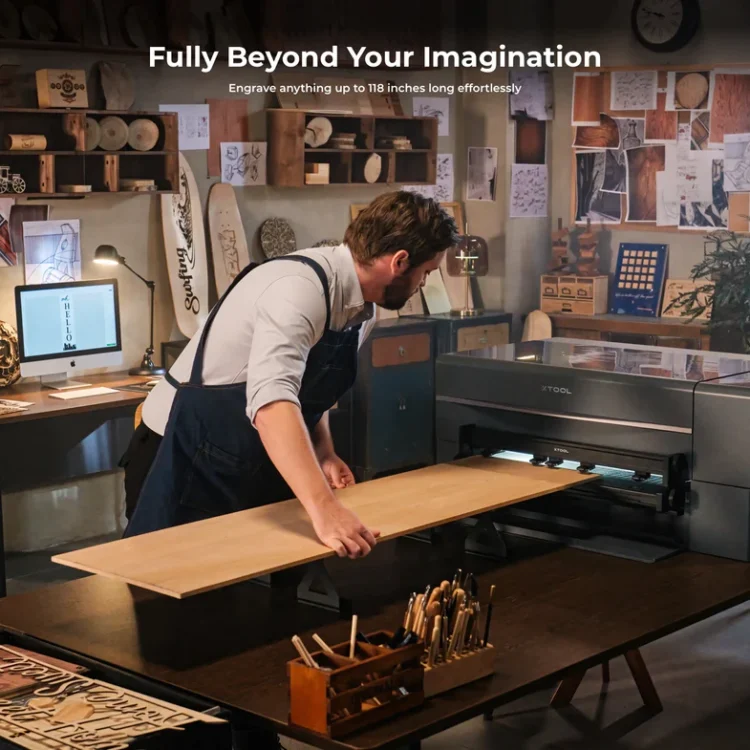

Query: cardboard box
540;275;608;316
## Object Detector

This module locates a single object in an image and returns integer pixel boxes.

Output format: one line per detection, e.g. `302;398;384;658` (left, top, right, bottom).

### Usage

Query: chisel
349;615;358;659
403;593;416;629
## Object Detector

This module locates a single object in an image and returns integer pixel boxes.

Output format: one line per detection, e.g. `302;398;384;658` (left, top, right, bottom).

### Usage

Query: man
122;191;459;560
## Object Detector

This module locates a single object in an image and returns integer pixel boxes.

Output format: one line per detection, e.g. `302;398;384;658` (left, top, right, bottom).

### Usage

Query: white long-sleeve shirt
142;244;374;436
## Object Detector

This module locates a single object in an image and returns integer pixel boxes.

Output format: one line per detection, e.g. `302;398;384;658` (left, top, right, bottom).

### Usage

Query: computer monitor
15;279;123;389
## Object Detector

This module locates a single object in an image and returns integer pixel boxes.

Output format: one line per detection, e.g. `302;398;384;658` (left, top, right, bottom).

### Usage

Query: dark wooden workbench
1;536;749;749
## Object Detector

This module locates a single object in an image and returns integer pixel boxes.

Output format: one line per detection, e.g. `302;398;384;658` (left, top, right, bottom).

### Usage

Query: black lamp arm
120;260;156;355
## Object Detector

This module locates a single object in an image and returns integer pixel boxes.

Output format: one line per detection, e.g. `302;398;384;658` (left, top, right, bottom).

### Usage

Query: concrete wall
550;0;750;279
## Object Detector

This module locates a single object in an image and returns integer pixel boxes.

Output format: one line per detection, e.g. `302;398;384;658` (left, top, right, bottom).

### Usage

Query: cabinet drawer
556;327;602;341
456;323;509;352
372;333;431;367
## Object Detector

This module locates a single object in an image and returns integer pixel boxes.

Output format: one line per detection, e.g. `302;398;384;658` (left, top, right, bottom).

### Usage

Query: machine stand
464;516;508;560
297;561;351;615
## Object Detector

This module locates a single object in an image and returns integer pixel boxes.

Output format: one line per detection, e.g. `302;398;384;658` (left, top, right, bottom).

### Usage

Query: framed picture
661;279;713;319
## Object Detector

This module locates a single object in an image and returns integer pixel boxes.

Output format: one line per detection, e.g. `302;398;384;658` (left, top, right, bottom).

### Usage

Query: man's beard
381;273;416;310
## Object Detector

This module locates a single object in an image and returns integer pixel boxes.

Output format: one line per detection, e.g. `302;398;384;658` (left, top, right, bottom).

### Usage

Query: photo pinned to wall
708;69;750;148
510;164;548;218
572;72;603;126
573;114;620;149
220;142;267;186
466;147;497;201
597;118;645;195
723;133;750;192
515;118;546;165
645;92;678;144
159;104;209;150
403;153;454;202
625;145;666;222
610;71;658;111
680;158;728;230
0;198;15;267
575;150;622;224
510;69;553;121
22;220;81;284
691;111;711;151
412;97;449;137
666;71;712;111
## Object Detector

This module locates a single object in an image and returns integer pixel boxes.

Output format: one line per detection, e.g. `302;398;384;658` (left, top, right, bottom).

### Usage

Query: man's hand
320;454;356;489
309;497;380;559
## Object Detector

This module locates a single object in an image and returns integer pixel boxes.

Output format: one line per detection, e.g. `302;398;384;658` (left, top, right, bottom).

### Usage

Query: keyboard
48;387;119;400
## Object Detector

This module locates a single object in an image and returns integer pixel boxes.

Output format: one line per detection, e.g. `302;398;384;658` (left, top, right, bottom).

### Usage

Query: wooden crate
540;275;608;316
288;631;424;738
424;644;496;698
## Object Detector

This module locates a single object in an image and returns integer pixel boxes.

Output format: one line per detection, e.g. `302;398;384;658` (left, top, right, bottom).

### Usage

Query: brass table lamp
446;226;489;317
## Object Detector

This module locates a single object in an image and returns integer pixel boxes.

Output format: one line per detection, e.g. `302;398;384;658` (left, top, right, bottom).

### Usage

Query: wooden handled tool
451;569;463;594
427;586;442;608
428;620;441;667
403;593;416;629
424;602;441;643
440;580;451;596
483;585;496;648
450;589;466;630
312;634;334;655
349;616;358;659
292;636;320;669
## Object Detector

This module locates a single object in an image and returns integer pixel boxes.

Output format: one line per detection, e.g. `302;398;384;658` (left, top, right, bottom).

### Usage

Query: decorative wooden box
288;631;424;738
423;644;496;698
540;275;608;316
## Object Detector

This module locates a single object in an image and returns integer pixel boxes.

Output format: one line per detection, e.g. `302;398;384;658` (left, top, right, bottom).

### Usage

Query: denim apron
124;255;360;537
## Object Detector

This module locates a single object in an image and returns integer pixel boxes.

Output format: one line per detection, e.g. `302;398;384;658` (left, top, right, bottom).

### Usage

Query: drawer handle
398;346;406;357
398;398;407;411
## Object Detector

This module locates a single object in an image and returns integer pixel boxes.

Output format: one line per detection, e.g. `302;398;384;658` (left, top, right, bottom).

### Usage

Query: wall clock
632;0;701;52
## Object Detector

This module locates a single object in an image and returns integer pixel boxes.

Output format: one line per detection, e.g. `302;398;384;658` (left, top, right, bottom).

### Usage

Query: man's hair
344;191;460;268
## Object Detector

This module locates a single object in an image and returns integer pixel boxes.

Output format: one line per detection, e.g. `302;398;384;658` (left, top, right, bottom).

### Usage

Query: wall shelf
267;109;438;188
0;108;178;197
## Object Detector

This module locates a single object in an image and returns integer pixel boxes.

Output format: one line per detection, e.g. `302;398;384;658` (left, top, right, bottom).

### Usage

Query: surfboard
161;153;210;338
207;183;250;297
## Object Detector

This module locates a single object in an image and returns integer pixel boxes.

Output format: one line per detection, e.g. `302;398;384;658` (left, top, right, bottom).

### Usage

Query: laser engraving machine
436;339;750;562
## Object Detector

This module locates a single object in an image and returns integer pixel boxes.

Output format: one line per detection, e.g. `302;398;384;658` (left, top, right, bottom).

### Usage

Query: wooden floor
51;457;596;598
5;534;750;750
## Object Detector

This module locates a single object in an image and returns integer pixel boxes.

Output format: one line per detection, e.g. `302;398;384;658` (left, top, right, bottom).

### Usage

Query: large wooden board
53;458;597;598
206;99;249;178
207;182;251;297
160;153;210;338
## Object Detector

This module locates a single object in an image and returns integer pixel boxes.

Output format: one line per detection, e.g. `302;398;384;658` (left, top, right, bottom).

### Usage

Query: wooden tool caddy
288;631;424;738
423;643;496;698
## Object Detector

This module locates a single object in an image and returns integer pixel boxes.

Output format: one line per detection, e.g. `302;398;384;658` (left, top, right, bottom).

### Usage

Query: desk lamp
446;224;489;317
94;245;166;376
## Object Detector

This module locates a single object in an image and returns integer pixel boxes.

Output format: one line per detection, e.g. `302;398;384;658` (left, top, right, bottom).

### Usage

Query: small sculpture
575;218;602;277
0;166;26;194
0;320;20;387
548;218;572;274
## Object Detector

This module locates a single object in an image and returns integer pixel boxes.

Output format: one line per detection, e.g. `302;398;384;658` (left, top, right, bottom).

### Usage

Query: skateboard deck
207;182;250;296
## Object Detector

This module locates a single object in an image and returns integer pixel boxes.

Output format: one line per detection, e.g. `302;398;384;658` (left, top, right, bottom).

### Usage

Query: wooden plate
676;73;710;110
364;153;382;184
260;218;297;259
121;2;147;47
98;61;135;111
85;117;101;151
304;117;333;148
22;4;58;41
98;116;128;151
127;118;159;151
0;0;21;39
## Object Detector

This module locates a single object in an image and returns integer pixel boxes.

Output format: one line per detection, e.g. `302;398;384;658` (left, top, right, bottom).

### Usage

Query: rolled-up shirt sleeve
246;274;327;425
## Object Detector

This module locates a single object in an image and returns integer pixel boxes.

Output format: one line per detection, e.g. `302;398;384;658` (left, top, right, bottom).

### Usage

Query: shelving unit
0;108;178;198
267;110;438;188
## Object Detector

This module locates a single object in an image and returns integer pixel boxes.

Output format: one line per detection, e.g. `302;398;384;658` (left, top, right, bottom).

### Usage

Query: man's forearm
255;401;335;510
312;411;335;461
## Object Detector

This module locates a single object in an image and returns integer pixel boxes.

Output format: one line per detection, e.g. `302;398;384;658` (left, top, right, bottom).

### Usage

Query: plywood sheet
207;99;250;177
53;458;597;599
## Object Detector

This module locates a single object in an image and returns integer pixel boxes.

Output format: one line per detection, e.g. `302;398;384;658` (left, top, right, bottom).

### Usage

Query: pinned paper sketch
510;164;548;218
575;151;622;224
723;134;750;192
598;119;644;195
403;153;453;202
680;159;728;230
625;145;666;223
412;97;449;137
221;142;267;186
691;111;711;151
510;69;553;121
23;220;82;284
611;71;658;111
656;172;679;227
159;104;209;150
0;198;15;267
466;147;497;201
666;71;711;111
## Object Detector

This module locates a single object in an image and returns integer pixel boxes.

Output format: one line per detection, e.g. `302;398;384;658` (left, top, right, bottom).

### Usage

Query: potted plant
665;229;750;353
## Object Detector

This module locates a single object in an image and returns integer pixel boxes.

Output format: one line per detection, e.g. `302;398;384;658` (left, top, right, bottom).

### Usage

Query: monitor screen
15;280;121;363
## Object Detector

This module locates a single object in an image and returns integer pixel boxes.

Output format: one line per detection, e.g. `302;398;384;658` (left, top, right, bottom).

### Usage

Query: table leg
550;669;586;708
624;649;662;714
602;661;610;684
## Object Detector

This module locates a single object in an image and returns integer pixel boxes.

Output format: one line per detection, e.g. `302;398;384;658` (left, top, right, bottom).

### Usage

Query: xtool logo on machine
541;385;573;395
174;169;201;315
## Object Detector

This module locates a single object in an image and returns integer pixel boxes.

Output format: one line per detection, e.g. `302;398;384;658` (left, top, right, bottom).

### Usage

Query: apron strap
187;255;332;386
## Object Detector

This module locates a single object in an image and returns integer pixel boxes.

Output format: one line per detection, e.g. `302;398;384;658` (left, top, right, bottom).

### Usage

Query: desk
550;313;711;350
0;373;150;596
0;537;749;750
